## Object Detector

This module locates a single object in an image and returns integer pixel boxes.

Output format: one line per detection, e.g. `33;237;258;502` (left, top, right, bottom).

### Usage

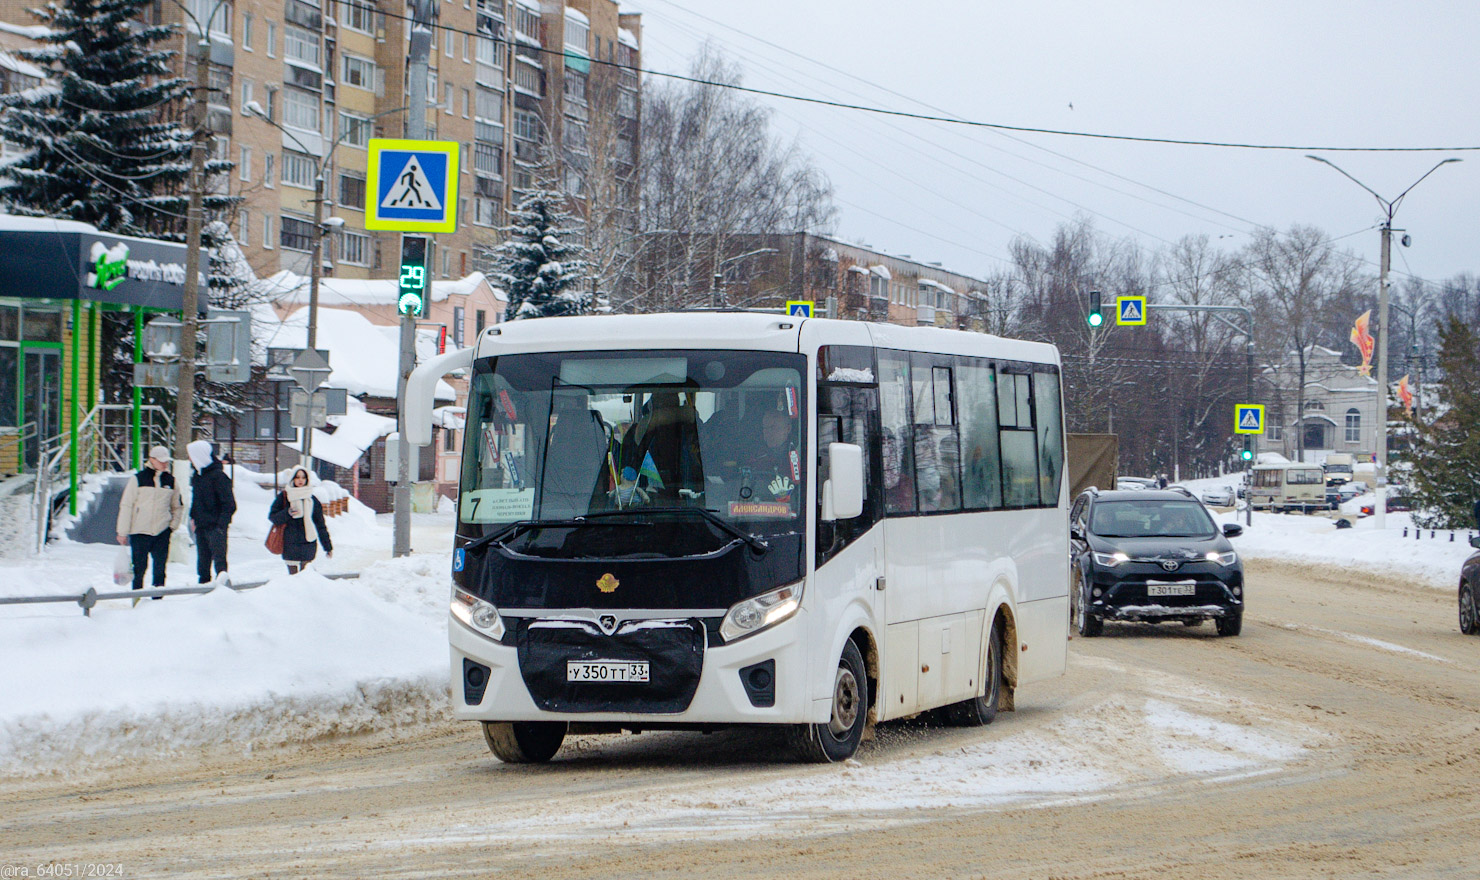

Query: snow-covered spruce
493;189;592;320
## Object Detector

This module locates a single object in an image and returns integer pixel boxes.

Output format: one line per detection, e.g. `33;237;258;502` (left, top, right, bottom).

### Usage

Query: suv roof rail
1172;486;1196;498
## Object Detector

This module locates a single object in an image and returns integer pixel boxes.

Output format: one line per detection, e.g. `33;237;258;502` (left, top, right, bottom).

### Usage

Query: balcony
285;0;322;31
512;137;539;163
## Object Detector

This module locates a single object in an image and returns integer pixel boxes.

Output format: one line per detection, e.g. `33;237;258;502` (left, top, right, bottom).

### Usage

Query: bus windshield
459;349;808;549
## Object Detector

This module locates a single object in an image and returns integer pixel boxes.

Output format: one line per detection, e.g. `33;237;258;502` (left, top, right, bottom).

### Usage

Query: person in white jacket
115;445;183;597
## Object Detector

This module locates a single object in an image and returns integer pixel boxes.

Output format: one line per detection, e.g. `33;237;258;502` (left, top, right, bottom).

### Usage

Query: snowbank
256;306;456;400
0;561;453;776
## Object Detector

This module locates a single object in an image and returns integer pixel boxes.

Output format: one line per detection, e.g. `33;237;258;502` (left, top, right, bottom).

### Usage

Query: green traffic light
1087;312;1104;327
1240;449;1254;461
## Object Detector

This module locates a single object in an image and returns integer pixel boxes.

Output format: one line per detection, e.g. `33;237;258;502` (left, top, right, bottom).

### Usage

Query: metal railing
0;421;40;476
0;571;362;617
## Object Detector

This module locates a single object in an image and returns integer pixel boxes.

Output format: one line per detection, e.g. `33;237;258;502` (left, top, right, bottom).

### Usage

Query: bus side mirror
822;442;864;521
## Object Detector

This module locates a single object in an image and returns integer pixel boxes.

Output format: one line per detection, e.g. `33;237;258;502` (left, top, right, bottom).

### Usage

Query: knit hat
148;445;171;463
187;439;214;470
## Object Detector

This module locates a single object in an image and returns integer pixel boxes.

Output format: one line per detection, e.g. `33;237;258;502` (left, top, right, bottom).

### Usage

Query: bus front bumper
449;612;816;724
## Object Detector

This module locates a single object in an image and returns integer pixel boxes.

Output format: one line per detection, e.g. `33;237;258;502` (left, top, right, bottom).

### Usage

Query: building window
564;17;589;55
562;120;586;152
339;112;371;148
461;87;470;117
453;305;465;347
282;150;315;188
342;0;375;34
282;88;320;131
1345;409;1361;444
473;195;500;227
474;141;502;177
512;164;534;192
513;109;539;141
476;36;502;68
242;12;254;48
284;25;321;68
263;153;275;188
266;21;277;57
341;53;376;91
239;209;249;245
239;145;251;181
340;230;370;266
187;0;231;36
1269;423;1283;441
515;5;540;40
441;246;451;278
513;60;541;95
564;70;586;104
617;88;636;119
263;214;274;248
338;171;366;209
476;87;503;125
444;82;454;114
240;78;253;114
280;215;314;252
475;309;486;335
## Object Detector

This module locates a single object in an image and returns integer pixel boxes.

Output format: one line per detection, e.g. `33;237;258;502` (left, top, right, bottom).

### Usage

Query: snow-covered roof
847;265;869;275
618;27;639;49
289;407;396;469
919;278;955;294
256;306;457;401
869;264;892;280
261;271;505;308
0;213;102;234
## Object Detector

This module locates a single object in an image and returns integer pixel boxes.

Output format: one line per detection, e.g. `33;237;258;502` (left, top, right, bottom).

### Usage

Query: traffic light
1087;290;1104;327
1240;447;1254;462
398;235;429;317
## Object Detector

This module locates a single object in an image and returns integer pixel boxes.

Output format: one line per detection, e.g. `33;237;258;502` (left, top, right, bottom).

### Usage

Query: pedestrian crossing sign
366;139;460;233
786;300;814;318
1234;404;1265;434
1116;295;1147;325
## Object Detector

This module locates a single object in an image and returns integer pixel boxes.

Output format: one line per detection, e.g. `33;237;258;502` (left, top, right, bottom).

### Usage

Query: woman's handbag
265;522;286;556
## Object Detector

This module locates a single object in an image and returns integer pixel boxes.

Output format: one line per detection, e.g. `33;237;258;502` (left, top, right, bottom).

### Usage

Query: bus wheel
482;721;568;763
946;623;1002;727
789;640;868;763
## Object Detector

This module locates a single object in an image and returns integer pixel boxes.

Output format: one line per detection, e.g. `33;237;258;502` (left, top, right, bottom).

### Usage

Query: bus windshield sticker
498;389;517;421
503;450;522;487
789;449;800;481
785;386;797;417
730;501;793;518
461;488;535;522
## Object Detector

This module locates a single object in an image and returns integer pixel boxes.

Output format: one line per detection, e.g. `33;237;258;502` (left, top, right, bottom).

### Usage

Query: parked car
1069;487;1245;637
1200;485;1235;507
1116;476;1157;491
1460;536;1480;635
1359;490;1413;516
1325;483;1362;509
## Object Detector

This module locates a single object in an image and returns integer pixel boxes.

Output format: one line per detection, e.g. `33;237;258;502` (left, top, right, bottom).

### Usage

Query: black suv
1070;488;1245;637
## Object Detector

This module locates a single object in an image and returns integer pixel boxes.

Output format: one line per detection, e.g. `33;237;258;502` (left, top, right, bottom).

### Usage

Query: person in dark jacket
269;465;333;574
187;439;237;584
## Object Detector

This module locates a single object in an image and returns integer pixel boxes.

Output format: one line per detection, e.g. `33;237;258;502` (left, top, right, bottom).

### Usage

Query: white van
1323;453;1355;486
1249;463;1327;513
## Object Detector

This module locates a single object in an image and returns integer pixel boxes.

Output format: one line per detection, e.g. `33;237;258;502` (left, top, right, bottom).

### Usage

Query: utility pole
1307;155;1460;530
394;1;434;558
173;37;210;459
301;170;326;469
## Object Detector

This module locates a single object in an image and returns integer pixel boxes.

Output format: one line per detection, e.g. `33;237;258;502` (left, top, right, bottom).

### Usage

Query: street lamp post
1307;155;1461;529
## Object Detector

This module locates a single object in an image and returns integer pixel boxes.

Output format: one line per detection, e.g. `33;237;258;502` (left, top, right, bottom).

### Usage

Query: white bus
407;312;1069;763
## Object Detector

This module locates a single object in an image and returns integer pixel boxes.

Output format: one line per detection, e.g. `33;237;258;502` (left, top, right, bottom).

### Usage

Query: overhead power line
376;6;1480;154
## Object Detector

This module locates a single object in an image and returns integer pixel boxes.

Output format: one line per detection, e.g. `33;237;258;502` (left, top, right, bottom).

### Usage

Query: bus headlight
452;587;505;641
721;583;802;642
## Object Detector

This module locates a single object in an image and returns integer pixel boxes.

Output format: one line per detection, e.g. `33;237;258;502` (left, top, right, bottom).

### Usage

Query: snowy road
3;556;1477;879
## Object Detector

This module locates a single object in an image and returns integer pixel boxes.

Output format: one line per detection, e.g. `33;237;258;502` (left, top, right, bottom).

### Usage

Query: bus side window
1033;369;1064;506
878;352;916;515
911;353;960;513
957;356;1002;510
997;368;1040;508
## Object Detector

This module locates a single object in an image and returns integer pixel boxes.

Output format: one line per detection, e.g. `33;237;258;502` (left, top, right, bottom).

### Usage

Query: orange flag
1350;310;1375;376
1398;375;1414;414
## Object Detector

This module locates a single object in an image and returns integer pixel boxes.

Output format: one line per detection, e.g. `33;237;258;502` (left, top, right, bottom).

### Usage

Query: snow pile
0;563;453;776
261;270;502;307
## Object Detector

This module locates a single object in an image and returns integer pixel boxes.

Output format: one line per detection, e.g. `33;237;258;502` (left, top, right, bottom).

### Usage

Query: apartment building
0;0;641;289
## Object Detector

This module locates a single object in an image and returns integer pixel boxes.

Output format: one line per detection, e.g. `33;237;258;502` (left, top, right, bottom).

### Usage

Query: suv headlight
720;583;801;642
1205;550;1238;566
1093;551;1130;567
451;587;505;641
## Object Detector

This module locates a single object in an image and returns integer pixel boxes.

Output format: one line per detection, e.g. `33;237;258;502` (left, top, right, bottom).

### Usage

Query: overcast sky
622;0;1480;292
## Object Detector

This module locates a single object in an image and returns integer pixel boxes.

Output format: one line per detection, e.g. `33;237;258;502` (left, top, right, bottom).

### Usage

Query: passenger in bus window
736;407;798;504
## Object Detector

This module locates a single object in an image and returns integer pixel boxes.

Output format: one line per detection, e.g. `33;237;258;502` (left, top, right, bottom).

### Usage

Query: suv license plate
1147;582;1197;597
567;661;650;683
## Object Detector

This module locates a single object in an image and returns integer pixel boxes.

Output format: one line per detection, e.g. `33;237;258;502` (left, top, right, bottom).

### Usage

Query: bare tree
632;45;835;311
1242;225;1366;462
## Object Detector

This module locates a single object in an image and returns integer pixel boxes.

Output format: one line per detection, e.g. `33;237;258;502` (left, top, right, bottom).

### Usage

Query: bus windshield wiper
463;517;650;553
581;507;771;554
